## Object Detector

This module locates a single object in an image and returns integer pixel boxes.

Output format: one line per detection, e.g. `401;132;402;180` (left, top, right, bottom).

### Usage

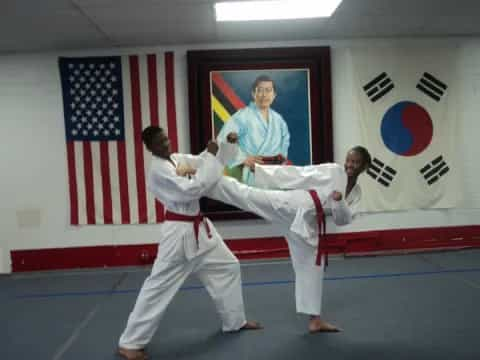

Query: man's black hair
142;126;163;148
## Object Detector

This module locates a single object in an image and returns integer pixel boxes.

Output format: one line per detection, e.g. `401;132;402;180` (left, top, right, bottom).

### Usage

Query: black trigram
416;72;447;102
363;72;394;102
420;155;450;185
367;157;397;187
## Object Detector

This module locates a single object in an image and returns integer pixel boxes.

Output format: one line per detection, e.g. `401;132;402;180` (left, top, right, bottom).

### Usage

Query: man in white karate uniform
206;145;371;333
118;126;261;360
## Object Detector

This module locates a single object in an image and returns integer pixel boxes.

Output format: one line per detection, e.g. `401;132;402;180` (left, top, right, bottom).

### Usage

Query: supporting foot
117;347;148;360
240;320;263;331
308;316;341;333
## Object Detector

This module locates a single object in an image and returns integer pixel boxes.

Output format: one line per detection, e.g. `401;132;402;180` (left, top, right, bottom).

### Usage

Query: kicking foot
240;320;263;331
308;317;341;333
117;347;148;360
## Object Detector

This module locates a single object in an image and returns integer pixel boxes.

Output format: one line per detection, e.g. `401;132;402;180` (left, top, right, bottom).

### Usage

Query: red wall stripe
10;225;480;272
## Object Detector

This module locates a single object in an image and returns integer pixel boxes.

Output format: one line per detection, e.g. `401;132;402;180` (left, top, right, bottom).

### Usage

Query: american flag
59;53;178;225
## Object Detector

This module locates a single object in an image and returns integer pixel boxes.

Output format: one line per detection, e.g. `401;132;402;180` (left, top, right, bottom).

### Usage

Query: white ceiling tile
1;0;480;53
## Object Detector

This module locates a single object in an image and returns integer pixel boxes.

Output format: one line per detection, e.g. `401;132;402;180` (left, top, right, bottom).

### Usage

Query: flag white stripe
109;142;121;224
91;142;104;224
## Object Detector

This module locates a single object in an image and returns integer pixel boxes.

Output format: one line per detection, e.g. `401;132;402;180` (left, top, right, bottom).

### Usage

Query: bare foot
308;317;341;333
240;320;263;331
117;347;148;360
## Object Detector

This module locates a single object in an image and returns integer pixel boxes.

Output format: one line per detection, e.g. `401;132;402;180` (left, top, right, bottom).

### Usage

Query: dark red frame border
187;47;333;219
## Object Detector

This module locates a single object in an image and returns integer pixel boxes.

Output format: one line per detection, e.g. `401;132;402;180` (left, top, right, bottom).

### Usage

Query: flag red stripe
147;54;159;126
129;56;148;223
147;54;165;222
83;142;95;224
100;141;113;224
212;72;246;110
165;52;178;152
117;141;130;224
66;141;79;225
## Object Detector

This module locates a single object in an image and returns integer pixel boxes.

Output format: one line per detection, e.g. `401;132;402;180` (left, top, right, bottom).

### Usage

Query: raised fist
176;164;197;177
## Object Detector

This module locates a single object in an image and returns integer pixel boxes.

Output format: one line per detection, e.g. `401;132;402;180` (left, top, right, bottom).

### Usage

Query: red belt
164;210;212;248
308;190;328;267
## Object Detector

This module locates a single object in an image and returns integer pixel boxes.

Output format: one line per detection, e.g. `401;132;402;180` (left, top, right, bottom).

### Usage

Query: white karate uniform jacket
207;162;362;316
255;163;363;315
119;143;246;350
146;142;239;259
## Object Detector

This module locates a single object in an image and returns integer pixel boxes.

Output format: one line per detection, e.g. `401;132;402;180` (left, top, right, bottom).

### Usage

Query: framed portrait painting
187;47;333;219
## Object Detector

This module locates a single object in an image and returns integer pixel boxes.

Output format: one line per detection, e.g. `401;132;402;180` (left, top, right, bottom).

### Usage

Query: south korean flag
350;46;460;212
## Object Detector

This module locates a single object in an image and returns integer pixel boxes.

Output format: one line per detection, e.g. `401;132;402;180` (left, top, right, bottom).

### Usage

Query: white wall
1;38;479;273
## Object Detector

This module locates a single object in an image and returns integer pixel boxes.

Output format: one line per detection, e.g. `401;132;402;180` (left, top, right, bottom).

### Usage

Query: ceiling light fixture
214;0;342;21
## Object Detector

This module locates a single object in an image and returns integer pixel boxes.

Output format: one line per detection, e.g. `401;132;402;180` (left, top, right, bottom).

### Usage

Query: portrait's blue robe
217;102;290;184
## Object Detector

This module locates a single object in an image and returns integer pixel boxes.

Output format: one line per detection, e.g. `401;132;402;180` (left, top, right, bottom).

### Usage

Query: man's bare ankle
117;347;147;360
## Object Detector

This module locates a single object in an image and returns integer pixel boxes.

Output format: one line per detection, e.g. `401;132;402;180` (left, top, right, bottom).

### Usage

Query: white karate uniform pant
287;233;325;315
118;240;247;350
208;177;325;316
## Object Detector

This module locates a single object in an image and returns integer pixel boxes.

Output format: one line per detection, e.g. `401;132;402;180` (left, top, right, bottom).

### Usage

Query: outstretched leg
207;176;310;225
